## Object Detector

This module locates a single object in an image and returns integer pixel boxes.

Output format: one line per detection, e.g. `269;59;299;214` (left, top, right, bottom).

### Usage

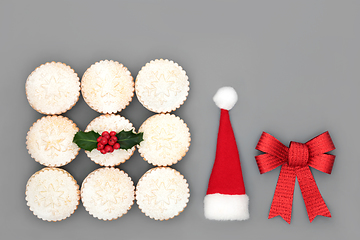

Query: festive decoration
204;87;249;221
96;131;121;154
255;131;335;224
73;130;143;152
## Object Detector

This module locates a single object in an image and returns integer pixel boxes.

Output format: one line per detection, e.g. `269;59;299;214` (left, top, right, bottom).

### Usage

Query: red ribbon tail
296;166;332;222
268;164;296;224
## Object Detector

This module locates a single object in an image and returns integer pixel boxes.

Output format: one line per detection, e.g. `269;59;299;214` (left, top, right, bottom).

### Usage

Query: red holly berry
100;137;108;145
97;143;104;150
102;131;110;139
113;143;120;149
108;136;117;146
110;131;116;137
97;136;102;142
104;145;113;153
102;131;109;136
100;149;106;154
108;139;115;146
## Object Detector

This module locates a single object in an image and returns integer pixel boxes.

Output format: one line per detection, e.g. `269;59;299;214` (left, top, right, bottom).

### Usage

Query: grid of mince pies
25;59;190;222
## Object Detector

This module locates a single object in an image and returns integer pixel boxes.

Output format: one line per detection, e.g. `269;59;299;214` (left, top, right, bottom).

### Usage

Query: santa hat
204;86;249;221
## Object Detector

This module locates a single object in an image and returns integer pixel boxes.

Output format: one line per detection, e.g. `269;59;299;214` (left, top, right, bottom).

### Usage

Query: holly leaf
116;130;144;150
73;130;100;151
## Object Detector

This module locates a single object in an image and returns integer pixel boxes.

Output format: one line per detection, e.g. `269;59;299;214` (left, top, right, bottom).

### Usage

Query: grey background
1;0;359;239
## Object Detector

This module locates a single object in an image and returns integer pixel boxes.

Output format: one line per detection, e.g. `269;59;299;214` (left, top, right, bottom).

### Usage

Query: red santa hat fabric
204;86;249;221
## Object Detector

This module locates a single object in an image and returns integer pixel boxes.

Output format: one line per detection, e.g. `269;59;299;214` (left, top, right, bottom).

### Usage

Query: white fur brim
204;193;249;221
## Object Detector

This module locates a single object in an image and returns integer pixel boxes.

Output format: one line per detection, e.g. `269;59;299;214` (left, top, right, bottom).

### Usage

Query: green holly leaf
116;130;144;150
73;130;100;151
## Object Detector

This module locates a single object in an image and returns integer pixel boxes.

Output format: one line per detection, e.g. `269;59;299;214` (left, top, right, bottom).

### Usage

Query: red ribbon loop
255;131;335;224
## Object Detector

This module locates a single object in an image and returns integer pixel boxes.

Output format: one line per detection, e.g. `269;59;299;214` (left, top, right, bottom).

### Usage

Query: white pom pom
213;87;238;110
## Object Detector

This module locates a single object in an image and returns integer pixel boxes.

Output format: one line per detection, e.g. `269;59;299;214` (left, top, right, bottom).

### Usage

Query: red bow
255;131;335;224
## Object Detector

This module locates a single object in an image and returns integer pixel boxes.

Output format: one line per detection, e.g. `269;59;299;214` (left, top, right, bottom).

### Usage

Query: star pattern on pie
145;179;177;210
94;81;116;98
39;75;67;101
91;68;124;101
39;125;67;157
150;127;176;151
144;71;180;105
94;181;127;213
36;181;65;214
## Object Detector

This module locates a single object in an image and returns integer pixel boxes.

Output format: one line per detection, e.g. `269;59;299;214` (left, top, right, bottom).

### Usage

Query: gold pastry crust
136;167;190;221
135;59;189;113
25;62;80;115
84;114;136;166
81;167;135;221
138;114;191;166
25;168;80;222
81;60;134;114
26;115;80;167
